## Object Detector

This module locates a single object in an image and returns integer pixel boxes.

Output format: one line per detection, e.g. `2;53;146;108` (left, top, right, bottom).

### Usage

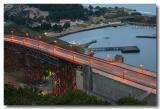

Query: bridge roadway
4;35;157;94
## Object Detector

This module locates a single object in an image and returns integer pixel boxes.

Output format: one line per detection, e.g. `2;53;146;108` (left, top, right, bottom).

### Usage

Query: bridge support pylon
52;62;77;95
24;53;44;84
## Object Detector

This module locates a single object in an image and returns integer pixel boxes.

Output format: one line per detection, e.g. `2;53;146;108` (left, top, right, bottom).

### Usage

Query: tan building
23;7;49;19
114;54;124;63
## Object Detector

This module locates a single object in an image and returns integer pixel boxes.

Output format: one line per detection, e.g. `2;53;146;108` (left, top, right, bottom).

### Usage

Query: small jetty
80;40;97;48
136;36;156;39
89;46;140;53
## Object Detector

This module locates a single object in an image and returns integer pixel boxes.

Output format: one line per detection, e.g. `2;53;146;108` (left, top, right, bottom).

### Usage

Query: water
61;25;157;72
83;4;156;15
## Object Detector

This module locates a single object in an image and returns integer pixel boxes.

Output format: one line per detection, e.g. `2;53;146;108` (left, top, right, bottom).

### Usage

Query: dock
89;46;140;53
136;36;156;39
80;40;97;48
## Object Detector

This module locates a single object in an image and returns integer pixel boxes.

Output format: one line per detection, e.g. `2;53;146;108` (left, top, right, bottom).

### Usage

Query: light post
53;40;57;54
25;32;29;38
24;33;29;45
123;70;127;79
38;36;42;49
44;32;47;36
69;44;74;60
11;30;14;36
10;30;14;41
140;64;144;73
107;54;112;61
53;40;57;46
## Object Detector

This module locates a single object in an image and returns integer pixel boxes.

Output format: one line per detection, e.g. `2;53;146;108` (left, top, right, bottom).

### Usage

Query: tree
95;6;100;10
114;6;118;9
116;97;147;105
131;12;142;16
9;15;26;25
63;23;70;30
88;5;93;11
41;22;51;30
52;24;63;33
4;84;110;105
48;4;87;21
88;5;94;16
94;7;107;16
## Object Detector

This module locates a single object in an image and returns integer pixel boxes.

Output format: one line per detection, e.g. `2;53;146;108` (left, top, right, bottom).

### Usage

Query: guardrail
4;35;156;90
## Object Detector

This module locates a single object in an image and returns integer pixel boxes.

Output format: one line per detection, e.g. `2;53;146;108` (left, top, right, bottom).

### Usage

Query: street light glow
44;32;47;36
140;64;144;68
11;30;14;34
107;54;112;62
140;64;144;73
26;32;29;37
54;40;57;43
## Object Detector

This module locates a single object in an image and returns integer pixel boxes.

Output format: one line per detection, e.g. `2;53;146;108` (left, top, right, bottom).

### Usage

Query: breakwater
80;40;97;48
89;46;140;53
136;36;156;39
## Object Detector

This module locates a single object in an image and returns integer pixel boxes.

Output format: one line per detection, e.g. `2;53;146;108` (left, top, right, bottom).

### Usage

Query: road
4;35;157;94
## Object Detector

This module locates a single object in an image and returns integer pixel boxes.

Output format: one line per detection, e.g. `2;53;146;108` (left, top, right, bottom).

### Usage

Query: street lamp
11;30;14;36
25;32;29;38
10;30;14;40
107;54;112;61
140;64;144;73
53;40;57;45
44;32;47;36
123;70;127;79
53;40;57;55
38;36;42;49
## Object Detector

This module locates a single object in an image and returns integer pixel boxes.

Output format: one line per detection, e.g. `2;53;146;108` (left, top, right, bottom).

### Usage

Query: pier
80;40;97;48
136;36;156;39
89;46;140;53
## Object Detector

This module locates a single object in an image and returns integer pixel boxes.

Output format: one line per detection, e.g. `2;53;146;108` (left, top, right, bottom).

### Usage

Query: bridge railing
4;35;156;89
5;35;156;77
49;42;155;85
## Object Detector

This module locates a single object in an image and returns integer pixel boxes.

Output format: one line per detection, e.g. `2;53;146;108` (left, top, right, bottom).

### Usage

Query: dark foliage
28;4;88;21
116;97;147;105
4;84;110;105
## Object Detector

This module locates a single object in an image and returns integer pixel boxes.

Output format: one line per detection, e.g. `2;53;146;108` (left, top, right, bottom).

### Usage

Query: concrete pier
80;40;97;48
136;36;156;39
90;46;140;53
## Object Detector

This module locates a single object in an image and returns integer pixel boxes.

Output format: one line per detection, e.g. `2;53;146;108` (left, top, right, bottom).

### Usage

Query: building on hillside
23;7;49;19
59;19;71;26
28;22;41;28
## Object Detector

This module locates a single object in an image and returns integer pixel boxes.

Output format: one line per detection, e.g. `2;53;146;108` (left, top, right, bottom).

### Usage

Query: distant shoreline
57;23;125;38
56;22;156;38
